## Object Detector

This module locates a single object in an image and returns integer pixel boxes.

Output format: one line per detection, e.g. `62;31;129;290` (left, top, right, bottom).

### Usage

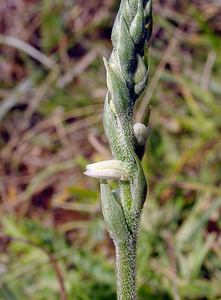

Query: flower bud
84;160;130;181
133;123;149;146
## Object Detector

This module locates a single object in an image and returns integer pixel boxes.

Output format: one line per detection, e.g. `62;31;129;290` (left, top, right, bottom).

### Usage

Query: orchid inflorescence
85;1;153;299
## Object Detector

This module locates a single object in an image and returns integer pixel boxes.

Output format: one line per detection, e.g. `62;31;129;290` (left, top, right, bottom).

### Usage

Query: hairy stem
84;1;153;299
116;239;137;300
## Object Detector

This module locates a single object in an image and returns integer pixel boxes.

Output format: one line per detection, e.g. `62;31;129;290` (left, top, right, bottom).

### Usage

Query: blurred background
0;0;221;299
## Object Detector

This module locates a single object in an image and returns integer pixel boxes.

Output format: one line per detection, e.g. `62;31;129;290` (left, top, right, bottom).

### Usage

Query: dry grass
0;0;221;299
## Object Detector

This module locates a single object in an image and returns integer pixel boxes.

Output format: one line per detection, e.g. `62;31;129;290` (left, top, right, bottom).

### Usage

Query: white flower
84;160;130;181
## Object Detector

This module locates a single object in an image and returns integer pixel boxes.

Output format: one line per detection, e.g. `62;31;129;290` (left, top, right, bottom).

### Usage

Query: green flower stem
85;1;153;299
116;240;137;300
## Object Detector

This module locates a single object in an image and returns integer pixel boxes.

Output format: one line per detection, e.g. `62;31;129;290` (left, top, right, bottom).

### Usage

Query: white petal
86;160;123;171
84;169;123;180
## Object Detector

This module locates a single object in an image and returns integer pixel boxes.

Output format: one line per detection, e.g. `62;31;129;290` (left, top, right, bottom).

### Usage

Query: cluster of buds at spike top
110;0;152;102
100;0;152;163
84;160;132;181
